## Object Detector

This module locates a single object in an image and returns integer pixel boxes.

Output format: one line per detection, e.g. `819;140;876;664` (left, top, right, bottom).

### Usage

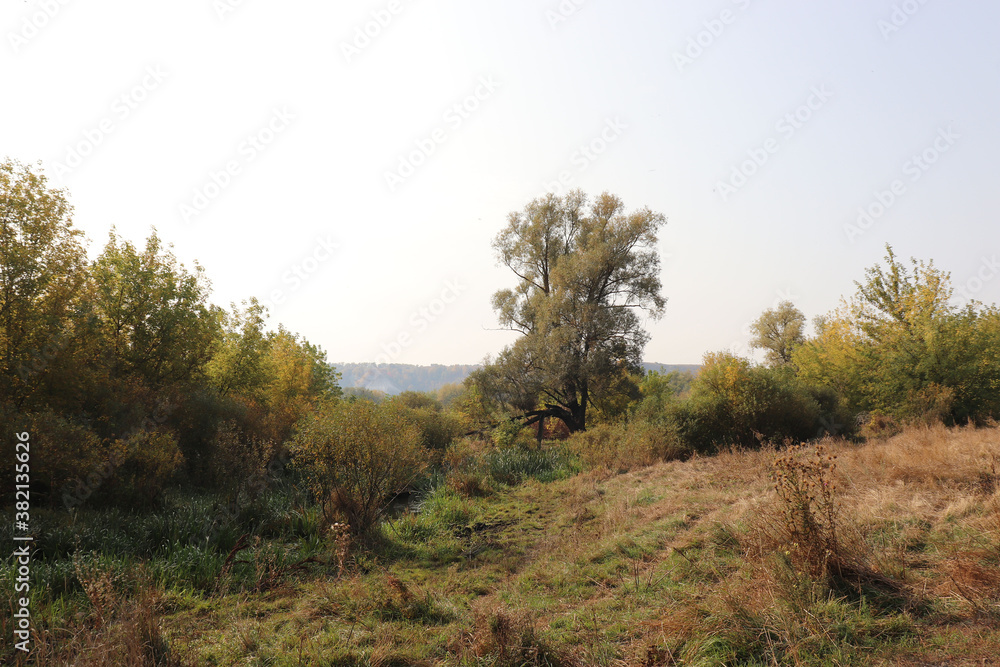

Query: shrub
772;443;840;579
491;420;533;448
567;421;690;473
405;406;465;454
209;420;277;498
671;352;837;452
858;412;902;440
290;400;427;534
110;429;185;506
22;410;104;505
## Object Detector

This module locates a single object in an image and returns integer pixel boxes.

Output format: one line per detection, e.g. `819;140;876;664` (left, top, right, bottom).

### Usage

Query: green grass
6;427;1000;664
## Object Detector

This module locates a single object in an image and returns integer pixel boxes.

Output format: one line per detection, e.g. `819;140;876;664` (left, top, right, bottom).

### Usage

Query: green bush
21;410;104;506
405;407;465;453
491;420;534;449
108;429;185;506
290;400;428;534
670;352;839;452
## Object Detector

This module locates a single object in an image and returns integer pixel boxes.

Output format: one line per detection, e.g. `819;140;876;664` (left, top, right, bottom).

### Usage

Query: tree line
1;158;339;506
5;157;999;527
466;190;1000;452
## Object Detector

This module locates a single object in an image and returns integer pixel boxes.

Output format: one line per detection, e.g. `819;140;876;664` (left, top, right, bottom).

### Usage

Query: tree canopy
749;300;805;366
470;190;666;432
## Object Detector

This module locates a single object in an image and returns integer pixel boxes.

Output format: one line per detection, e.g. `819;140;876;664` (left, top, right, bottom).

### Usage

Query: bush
290;400;428;534
208;420;278;498
567;421;691;473
491;420;533;448
21;410;104;505
404;407;465;454
109;429;185;506
671;352;837;452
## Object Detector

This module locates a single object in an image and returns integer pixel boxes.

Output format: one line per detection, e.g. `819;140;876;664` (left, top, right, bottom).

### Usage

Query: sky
4;0;999;366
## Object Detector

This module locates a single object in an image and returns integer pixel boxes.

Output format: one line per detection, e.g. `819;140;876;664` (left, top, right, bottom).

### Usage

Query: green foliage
290;400;428;534
408;407;465;453
387;391;465;455
675;352;834;450
25;410;104;504
341;386;387;402
491;419;530;448
207;420;277;498
436;381;466;409
793;245;1000;425
631;369;694;423
391;390;440;411
484;445;577;485
205;298;271;400
473;190;667;432
90;229;220;390
109;429;185;506
750;300;806;366
0;158;89;410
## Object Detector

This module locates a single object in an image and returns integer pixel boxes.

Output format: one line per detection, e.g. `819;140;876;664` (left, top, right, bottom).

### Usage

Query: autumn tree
793;245;1000;423
0;159;89;409
470;190;666;433
90;229;221;392
205;298;271;400
749;300;805;366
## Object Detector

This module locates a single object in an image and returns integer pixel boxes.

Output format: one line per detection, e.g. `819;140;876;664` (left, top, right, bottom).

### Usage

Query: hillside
335;362;701;395
165;424;1000;664
25;423;1000;664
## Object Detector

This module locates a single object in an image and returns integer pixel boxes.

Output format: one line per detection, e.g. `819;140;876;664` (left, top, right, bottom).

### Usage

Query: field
6;423;1000;665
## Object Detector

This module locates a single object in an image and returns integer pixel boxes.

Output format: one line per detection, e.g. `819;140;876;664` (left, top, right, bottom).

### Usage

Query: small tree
749;301;805;366
291;400;426;534
793;244;1000;423
0;159;89;410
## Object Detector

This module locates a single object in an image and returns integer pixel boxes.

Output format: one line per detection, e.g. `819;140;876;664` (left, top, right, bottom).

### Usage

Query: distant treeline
335;362;700;395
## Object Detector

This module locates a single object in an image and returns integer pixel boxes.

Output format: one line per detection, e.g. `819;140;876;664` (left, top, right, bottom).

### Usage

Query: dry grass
28;581;186;666
19;422;1000;665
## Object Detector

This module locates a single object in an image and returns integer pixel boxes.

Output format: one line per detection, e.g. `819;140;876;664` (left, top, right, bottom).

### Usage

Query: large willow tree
471;190;666;433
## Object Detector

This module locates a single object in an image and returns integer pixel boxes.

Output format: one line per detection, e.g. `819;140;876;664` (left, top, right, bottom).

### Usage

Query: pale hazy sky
5;1;999;365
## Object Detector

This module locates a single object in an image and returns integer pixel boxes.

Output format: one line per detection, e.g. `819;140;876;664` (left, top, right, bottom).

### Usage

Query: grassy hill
21;423;1000;664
